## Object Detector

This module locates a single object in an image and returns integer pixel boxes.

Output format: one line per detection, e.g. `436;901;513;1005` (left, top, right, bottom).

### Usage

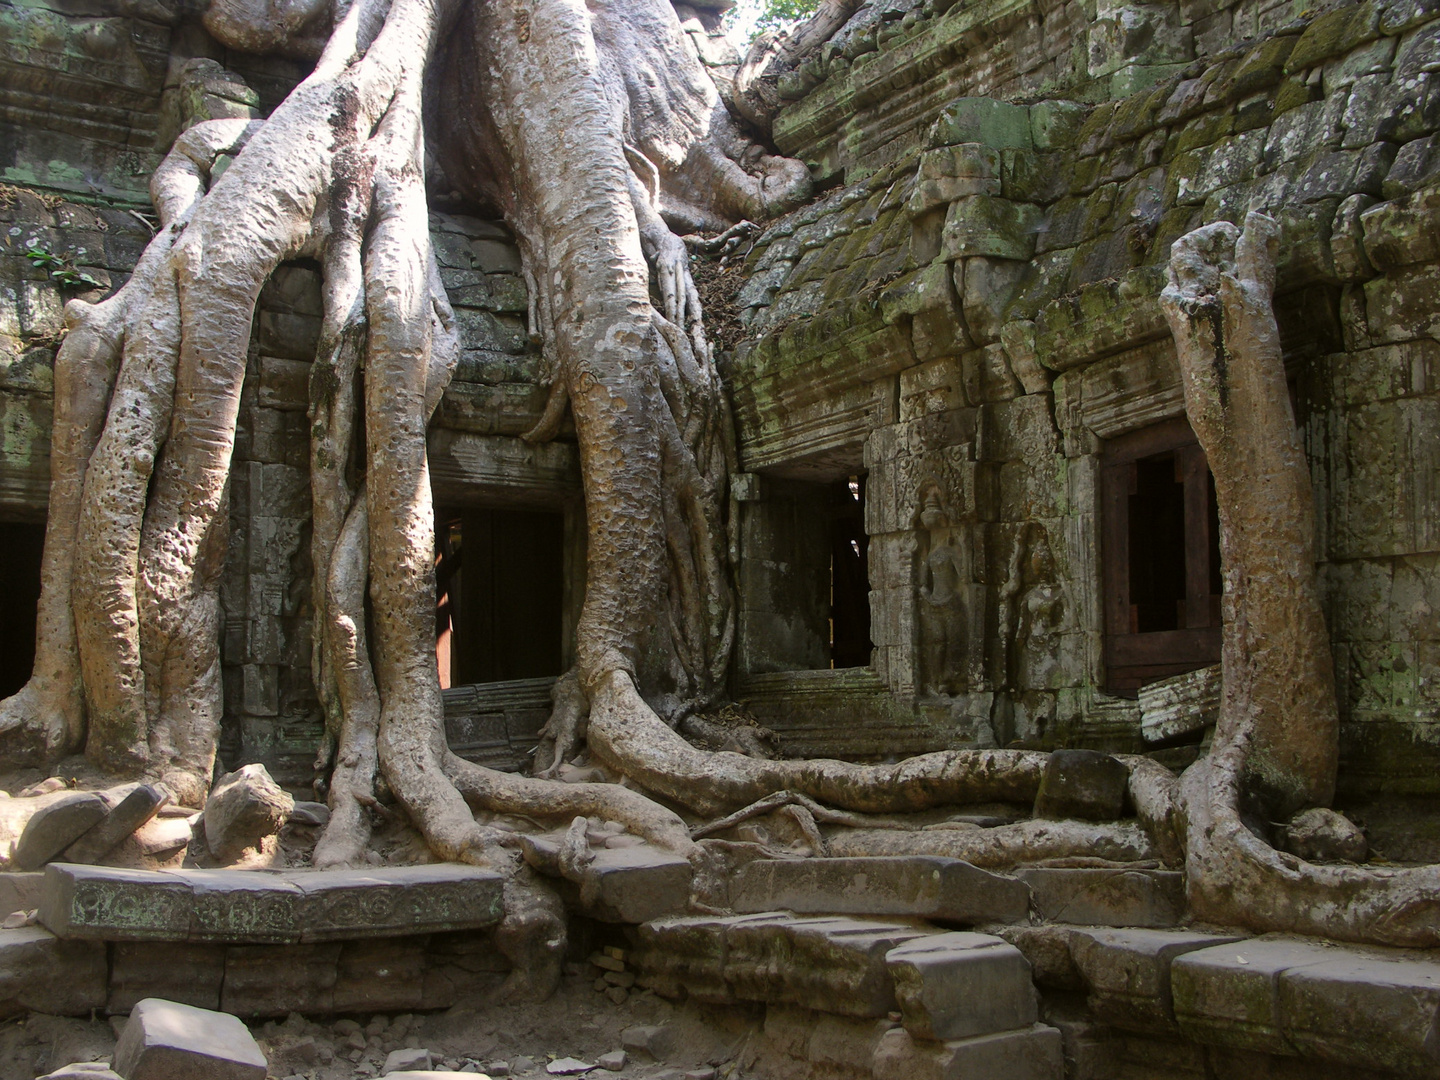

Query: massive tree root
0;0;1191;1000
1161;213;1440;946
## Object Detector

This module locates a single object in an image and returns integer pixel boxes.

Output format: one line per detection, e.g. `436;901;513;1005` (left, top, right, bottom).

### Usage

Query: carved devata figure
0;0;1436;996
914;482;984;695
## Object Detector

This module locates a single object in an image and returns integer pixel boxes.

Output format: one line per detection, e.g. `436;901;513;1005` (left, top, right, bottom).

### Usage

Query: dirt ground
0;970;770;1080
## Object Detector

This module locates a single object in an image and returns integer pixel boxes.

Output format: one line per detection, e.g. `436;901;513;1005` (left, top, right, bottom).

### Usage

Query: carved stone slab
39;863;506;944
288;865;506;941
40;864;192;941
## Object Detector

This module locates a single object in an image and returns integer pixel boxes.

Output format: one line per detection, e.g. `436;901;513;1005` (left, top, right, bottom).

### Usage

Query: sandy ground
0;970;768;1080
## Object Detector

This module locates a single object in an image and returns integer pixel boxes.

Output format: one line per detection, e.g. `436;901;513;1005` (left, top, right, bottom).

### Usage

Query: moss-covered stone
1288;1;1383;72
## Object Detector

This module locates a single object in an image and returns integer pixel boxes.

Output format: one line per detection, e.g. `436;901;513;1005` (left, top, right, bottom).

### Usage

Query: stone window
1101;417;1222;696
435;507;565;686
0;521;44;698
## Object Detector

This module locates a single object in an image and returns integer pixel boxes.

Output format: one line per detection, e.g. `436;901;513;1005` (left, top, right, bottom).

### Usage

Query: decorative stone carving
914;482;985;696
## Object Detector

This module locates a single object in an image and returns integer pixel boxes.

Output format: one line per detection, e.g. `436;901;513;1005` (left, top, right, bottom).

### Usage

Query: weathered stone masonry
724;0;1440;861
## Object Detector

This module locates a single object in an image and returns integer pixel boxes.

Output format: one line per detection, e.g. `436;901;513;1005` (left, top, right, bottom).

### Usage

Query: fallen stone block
39;864;192;941
0;871;43;917
37;1065;124;1079
871;1024;1063;1080
886;932;1037;1041
288;864;505;941
108;941;226;1012
731;857;1030;924
1071;928;1243;1033
569;846;692;923
63;785;169;866
13;793;110;871
112;998;267;1080
1017;867;1184;927
1138;664;1220;745
1032;750;1130;822
1278;949;1440;1075
203;764;294;863
0;925;107;1017
620;1023;677;1061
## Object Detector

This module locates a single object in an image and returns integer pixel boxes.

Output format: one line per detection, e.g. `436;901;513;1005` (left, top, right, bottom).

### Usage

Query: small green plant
24;240;102;291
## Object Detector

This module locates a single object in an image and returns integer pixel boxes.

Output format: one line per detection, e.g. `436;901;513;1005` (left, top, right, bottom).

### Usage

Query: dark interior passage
1103;419;1224;695
436;508;565;686
828;476;872;669
0;522;44;698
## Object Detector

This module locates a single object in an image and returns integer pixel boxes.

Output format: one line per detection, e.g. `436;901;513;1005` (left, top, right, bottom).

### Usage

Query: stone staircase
628;856;1440;1080
1;855;1439;1078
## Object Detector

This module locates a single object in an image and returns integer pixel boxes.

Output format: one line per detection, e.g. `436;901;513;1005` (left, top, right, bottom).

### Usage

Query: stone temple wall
1;0;1438;849
727;0;1440;851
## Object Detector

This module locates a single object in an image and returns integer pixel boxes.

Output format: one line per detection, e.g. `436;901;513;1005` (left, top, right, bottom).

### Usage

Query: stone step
38;863;505;944
730;856;1030;924
1172;935;1440;1076
887;931;1038;1041
1016;867;1184;927
633;913;937;1017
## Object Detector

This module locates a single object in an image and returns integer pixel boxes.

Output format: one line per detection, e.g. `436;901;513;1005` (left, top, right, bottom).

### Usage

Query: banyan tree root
1162;213;1440;945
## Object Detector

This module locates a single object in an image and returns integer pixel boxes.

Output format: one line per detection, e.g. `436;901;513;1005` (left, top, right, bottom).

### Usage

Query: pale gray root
1180;742;1440;946
1160;212;1338;818
444;753;695;856
119;0;439;808
534;669;589;779
1162;213;1440;945
0;120;253;765
494;867;568;1000
1120;755;1184;867
311;496;380;870
824;819;1159;870
588;670;1048;818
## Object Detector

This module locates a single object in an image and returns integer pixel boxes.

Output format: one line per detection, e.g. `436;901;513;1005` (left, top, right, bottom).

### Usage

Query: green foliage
24;239;102;291
725;0;821;42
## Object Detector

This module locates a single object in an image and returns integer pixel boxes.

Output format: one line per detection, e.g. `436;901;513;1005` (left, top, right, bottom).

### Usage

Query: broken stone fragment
287;801;330;827
64;784;170;865
381;1047;433;1072
545;1058;592;1075
113;998;267;1080
596;1049;627;1071
203;765;295;863
36;1066;124;1080
1032;749;1130;822
1280;807;1368;863
12;792;110;871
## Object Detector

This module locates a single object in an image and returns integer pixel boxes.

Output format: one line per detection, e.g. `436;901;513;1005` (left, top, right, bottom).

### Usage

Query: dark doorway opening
0;522;44;698
435;508;565;686
828;475;872;669
1102;418;1222;695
